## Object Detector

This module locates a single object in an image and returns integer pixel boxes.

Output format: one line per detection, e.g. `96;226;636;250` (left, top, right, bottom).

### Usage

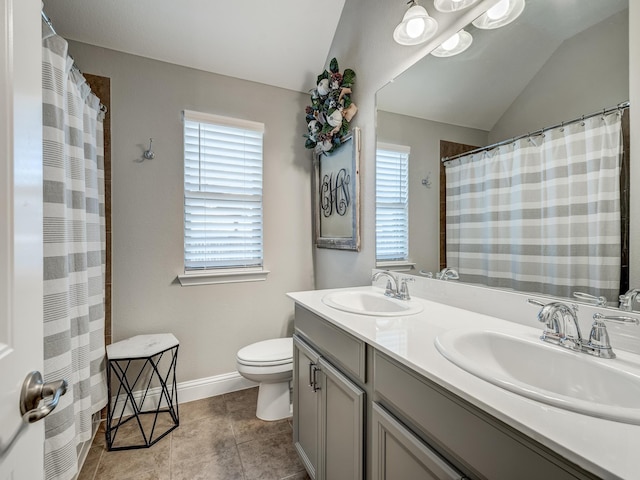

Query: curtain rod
41;10;56;35
40;10;108;116
442;101;630;165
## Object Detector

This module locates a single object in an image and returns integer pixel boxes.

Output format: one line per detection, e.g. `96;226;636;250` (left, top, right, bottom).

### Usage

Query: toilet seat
236;337;293;367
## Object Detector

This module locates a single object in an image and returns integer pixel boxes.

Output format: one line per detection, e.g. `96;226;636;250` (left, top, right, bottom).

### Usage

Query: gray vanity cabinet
293;333;365;480
293;335;320;478
373;350;600;480
292;300;608;480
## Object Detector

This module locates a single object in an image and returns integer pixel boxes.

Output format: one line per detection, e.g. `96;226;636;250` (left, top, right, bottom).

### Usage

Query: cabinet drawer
374;350;597;480
295;304;366;383
372;402;464;480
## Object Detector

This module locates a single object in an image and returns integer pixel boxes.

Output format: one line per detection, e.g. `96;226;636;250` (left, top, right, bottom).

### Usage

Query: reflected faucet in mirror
418;267;459;280
619;289;640;311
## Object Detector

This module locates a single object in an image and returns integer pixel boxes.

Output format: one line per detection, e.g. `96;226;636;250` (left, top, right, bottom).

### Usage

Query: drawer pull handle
312;366;321;392
308;362;316;388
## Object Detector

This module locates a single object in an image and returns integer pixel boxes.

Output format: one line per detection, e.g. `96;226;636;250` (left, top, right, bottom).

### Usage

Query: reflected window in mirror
376;143;410;265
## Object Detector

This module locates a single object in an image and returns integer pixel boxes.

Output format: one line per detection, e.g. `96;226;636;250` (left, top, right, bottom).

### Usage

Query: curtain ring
580;115;585;126
559;121;564;132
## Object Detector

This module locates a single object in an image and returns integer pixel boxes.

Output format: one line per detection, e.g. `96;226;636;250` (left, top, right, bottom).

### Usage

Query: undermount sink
322;290;423;316
435;329;640;425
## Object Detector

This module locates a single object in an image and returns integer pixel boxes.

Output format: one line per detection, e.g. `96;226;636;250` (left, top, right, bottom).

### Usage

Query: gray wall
67;41;315;382
490;10;629;143
376;112;487;273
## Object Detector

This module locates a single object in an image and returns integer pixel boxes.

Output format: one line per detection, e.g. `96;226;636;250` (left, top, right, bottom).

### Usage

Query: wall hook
422;172;432;188
143;138;155;160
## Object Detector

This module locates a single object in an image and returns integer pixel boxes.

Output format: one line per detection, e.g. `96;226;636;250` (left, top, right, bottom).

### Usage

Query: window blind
376;144;409;262
183;110;264;271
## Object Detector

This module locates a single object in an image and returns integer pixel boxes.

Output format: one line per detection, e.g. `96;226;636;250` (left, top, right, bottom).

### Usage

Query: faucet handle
527;298;545;308
573;291;608;306
383;279;395;297
592;313;639;325
398;277;414;300
586;313;638;359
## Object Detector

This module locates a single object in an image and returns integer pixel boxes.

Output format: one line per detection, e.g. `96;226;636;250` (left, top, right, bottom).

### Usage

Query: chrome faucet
619;288;640;311
371;271;413;300
372;271;399;298
437;267;459;280
528;299;640;359
530;300;582;350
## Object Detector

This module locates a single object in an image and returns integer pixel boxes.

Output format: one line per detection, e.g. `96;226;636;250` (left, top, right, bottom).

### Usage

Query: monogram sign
320;168;351;217
314;128;360;251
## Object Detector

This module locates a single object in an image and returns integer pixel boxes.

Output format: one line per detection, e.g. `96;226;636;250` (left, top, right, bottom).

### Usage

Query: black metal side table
106;333;179;450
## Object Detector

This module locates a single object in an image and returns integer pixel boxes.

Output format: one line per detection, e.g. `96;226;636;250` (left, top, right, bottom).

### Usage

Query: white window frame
376;142;410;267
178;110;269;286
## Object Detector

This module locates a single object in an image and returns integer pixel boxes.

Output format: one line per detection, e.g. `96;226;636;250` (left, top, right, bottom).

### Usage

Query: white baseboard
110;371;257;418
178;371;257;403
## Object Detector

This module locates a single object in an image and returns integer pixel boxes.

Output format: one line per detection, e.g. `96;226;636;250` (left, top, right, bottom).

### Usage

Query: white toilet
236;337;293;421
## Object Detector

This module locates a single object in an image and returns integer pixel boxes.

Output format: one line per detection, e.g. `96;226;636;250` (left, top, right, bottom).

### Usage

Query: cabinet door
293;335;321;479
318;357;365;480
372;403;465;480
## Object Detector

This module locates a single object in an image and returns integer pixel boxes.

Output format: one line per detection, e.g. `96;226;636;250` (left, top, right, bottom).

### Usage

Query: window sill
178;268;270;286
375;261;416;273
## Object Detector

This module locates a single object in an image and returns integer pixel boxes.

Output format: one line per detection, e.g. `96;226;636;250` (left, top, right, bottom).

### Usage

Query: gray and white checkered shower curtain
42;34;107;480
446;112;622;302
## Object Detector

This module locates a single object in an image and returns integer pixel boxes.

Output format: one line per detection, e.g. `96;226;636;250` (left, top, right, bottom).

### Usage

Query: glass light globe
406;17;426;38
487;0;509;20
441;33;461;51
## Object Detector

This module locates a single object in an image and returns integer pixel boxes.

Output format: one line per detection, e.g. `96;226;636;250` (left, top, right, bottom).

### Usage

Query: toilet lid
237;337;293;366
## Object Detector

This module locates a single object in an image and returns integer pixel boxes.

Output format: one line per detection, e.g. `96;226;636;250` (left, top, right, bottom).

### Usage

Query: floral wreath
304;58;357;154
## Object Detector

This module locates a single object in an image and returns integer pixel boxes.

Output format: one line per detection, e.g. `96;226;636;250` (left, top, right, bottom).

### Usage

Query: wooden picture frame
314;127;361;251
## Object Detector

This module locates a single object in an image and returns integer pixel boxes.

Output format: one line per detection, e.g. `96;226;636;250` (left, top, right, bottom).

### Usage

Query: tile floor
78;387;310;480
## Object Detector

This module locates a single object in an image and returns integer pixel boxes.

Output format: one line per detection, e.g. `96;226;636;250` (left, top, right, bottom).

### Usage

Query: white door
0;0;45;478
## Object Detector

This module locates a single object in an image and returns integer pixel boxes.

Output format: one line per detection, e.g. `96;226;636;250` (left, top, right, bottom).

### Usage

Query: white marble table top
107;333;179;360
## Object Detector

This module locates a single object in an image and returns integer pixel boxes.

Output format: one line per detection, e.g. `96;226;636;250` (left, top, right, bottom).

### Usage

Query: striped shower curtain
446;112;622;302
42;34;107;480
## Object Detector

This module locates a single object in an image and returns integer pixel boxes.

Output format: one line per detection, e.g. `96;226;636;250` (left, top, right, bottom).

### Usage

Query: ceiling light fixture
393;0;439;46
431;29;473;57
472;0;525;29
433;0;480;13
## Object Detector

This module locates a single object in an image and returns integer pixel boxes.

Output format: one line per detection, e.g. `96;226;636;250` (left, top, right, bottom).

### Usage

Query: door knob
1;371;67;458
20;371;68;423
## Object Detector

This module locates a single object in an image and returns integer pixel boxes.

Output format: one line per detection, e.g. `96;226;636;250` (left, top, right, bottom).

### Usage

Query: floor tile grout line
89;448;103;480
168;430;173;480
234;443;248;480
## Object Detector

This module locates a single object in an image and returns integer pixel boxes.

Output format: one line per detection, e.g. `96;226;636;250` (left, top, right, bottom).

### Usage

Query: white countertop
288;285;640;480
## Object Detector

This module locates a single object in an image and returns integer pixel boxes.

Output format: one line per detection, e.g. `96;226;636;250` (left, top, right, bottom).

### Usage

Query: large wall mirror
375;0;631;307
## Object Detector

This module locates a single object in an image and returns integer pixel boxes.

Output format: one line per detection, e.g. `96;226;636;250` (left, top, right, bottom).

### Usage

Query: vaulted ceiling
43;0;628;131
43;0;346;94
